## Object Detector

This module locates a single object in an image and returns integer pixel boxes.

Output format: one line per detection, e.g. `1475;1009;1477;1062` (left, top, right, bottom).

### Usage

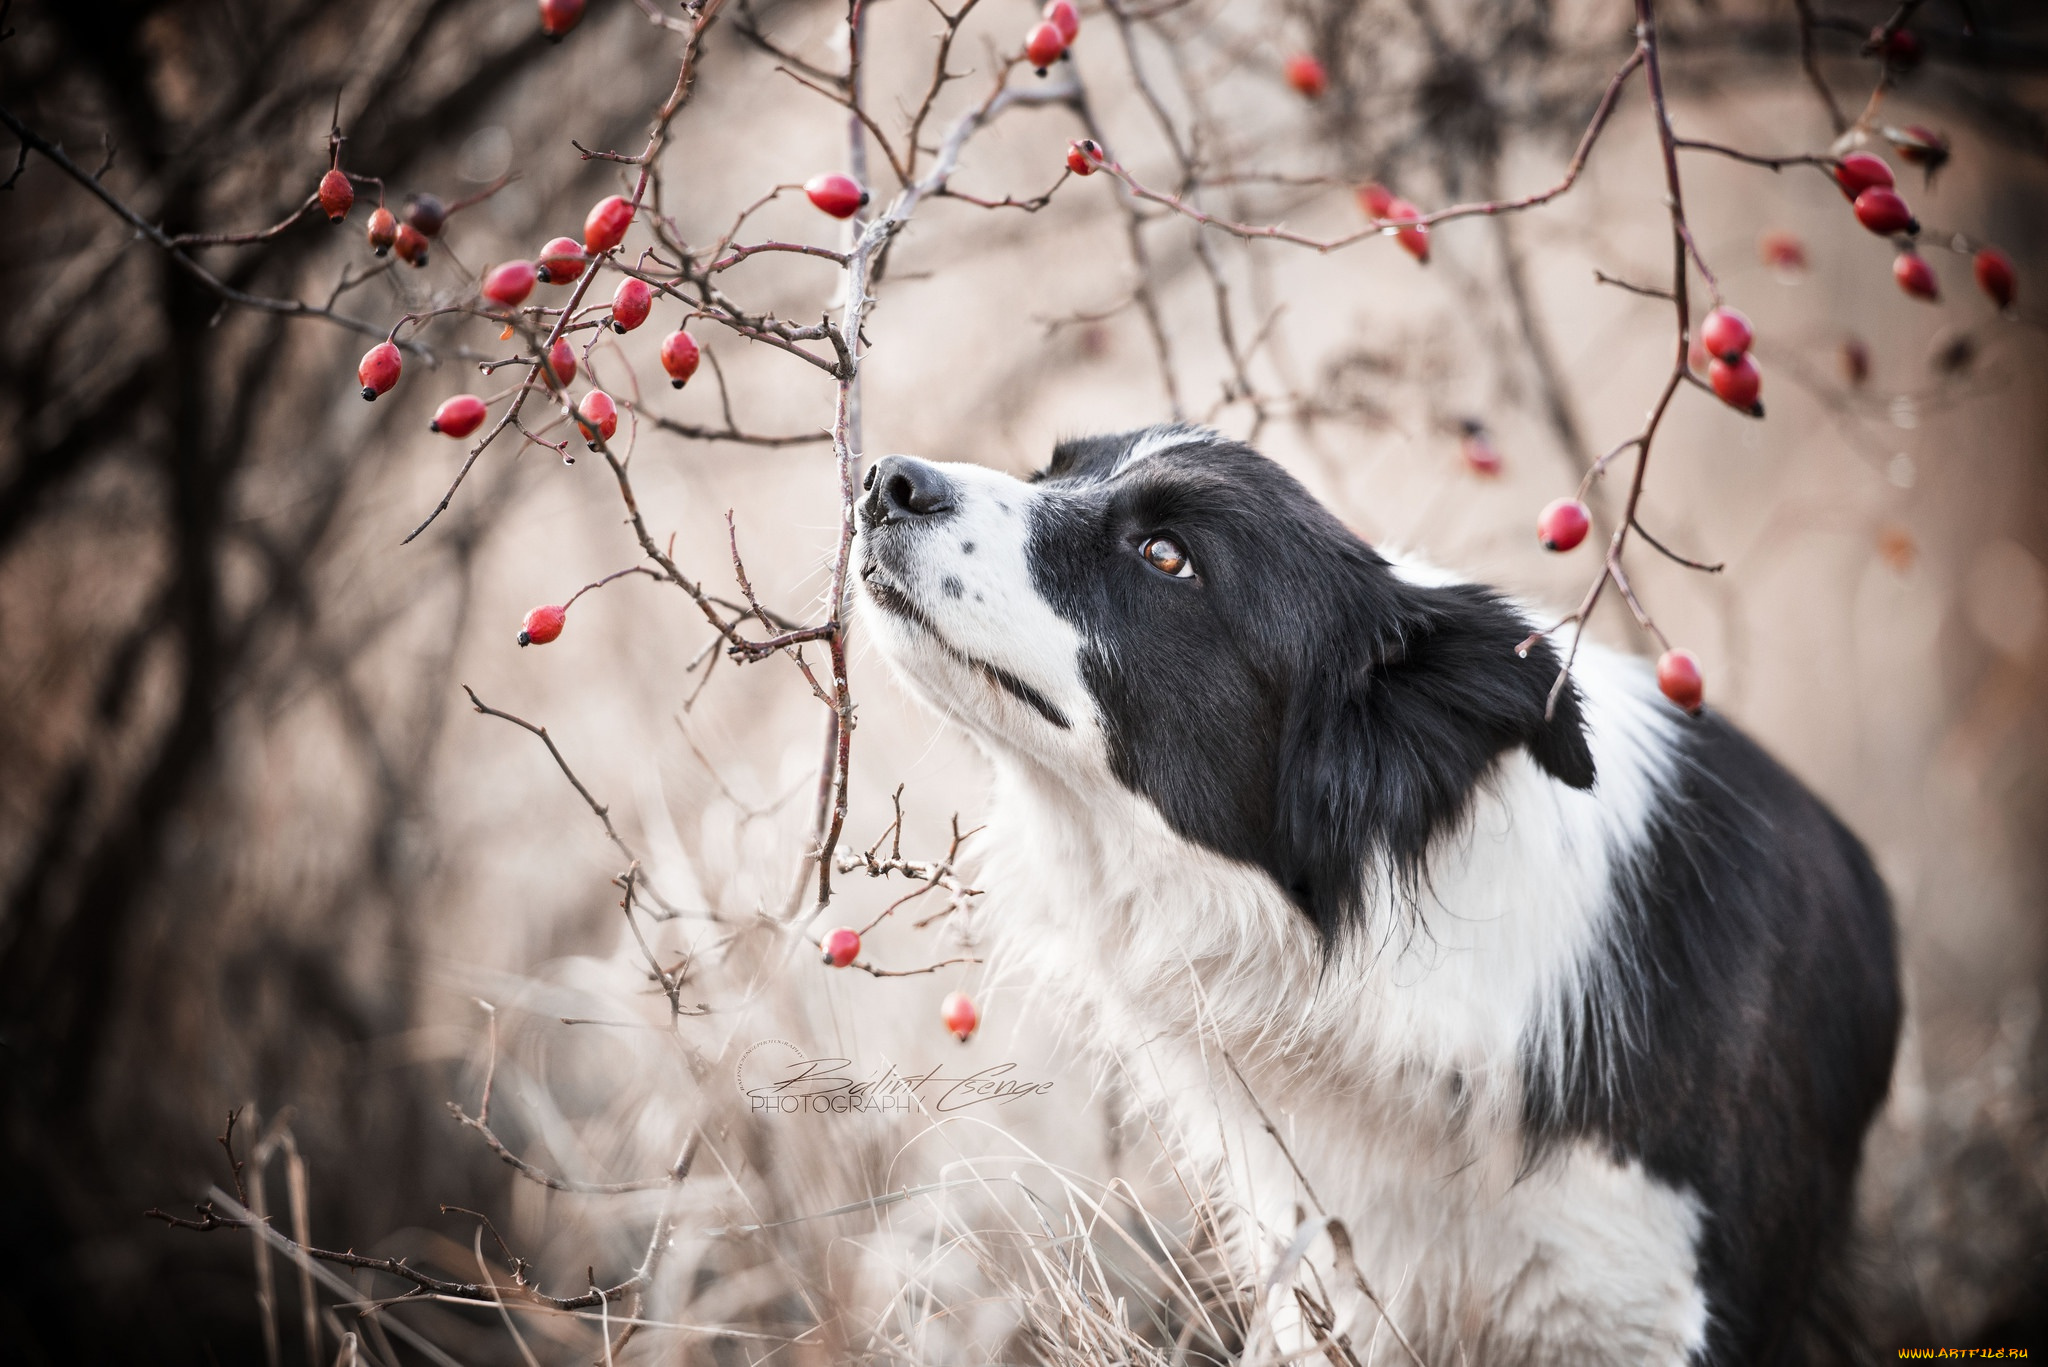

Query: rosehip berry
1700;306;1753;363
519;603;566;647
821;927;861;968
535;237;586;284
1893;250;1939;301
805;173;867;220
610;276;653;332
482;260;538;308
1656;648;1703;714
1538;497;1591;552
394;222;429;267
1881;26;1922;71
319;169;353;223
1388;198;1429;264
1708;353;1763;416
940;990;979;1043
1043;0;1080;44
1852;186;1917;237
660;329;700;388
430;394;488;439
1066;139;1103;176
1284;52;1327;99
358;341;401;401
576;389;618;448
406;193;447;239
1833;151;1894;199
1974;246;2017;310
545;337;577;387
1356;182;1395;219
583;194;634;255
539;0;584;39
1459;421;1501;476
367;206;398;256
1025;21;1066;73
1758;230;1807;272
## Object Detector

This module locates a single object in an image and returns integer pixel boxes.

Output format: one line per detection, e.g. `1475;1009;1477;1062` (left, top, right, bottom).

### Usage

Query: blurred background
2;0;2046;1361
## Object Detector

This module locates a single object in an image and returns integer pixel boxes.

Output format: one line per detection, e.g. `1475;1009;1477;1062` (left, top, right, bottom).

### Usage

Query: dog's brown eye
1141;536;1194;578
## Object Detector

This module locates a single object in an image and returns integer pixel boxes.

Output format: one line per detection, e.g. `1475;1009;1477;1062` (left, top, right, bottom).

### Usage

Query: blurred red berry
539;0;584;38
1758;230;1807;272
1538;497;1591;552
430;394;488;439
1708;353;1763;416
366;206;398;256
1887;124;1949;175
941;990;979;1043
1025;21;1066;73
358;341;401;401
544;337;577;387
1357;182;1395;219
519;604;566;647
1284;52;1327;99
576;389;618;448
611;276;653;332
1834;152;1894;199
805;173;866;219
1460;423;1502;476
1852;187;1917;236
1657;648;1704;714
1044;0;1079;44
821;927;861;968
660;329;701;388
318;169;353;223
1974;247;2017;310
1388;198;1429;264
1893;250;1939;301
405;193;447;238
1700;306;1753;363
536;236;586;284
482;260;538;308
583;194;634;255
1066;139;1103;176
393;222;429;267
1880;26;1922;70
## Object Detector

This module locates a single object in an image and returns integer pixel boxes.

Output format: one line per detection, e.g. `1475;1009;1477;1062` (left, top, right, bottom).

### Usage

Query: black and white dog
853;425;1899;1365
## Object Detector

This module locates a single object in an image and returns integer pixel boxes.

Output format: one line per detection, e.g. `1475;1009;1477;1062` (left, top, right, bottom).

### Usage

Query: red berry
536;236;586;284
406;193;447;238
319;169;354;224
1537;497;1591;552
545;337;577;387
1356;182;1395;219
1708;353;1763;416
1025;21;1066;73
358;341;401;401
821;927;861;968
393;221;429;267
576;389;618;448
366;205;398;256
611;276;653;332
1043;0;1079;44
1460;425;1502;476
1387;198;1429;264
1758;230;1806;272
430;394;488;439
1893;250;1939;301
482;260;538;308
1284;52;1327;99
539;0;584;38
804;173;866;219
1974;246;2017;309
1834;152;1895;199
940;990;979;1042
1699;306;1753;363
1656;648;1703;714
583;194;634;255
1881;26;1922;70
1066;139;1102;176
1852;186;1917;237
519;603;566;647
660;329;700;388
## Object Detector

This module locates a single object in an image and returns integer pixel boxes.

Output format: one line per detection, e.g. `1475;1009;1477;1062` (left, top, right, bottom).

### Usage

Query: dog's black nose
864;456;955;525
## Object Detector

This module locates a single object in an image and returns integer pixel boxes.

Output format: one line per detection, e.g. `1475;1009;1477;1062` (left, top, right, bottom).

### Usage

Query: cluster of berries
1025;1;1080;75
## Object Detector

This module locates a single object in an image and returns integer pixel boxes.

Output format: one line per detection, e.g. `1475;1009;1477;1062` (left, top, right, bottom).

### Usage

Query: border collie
853;425;1899;1365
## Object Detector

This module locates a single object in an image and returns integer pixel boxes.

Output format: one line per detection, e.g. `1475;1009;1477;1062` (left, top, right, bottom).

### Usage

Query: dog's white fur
858;458;1711;1363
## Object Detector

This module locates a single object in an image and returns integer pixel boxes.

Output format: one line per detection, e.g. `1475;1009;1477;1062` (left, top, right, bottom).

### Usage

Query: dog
852;424;1900;1365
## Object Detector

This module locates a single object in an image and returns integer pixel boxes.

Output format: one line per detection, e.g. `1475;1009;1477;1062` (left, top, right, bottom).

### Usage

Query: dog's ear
1268;581;1595;939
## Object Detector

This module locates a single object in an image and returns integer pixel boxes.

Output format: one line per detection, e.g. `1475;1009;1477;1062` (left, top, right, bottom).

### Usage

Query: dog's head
854;424;1595;939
